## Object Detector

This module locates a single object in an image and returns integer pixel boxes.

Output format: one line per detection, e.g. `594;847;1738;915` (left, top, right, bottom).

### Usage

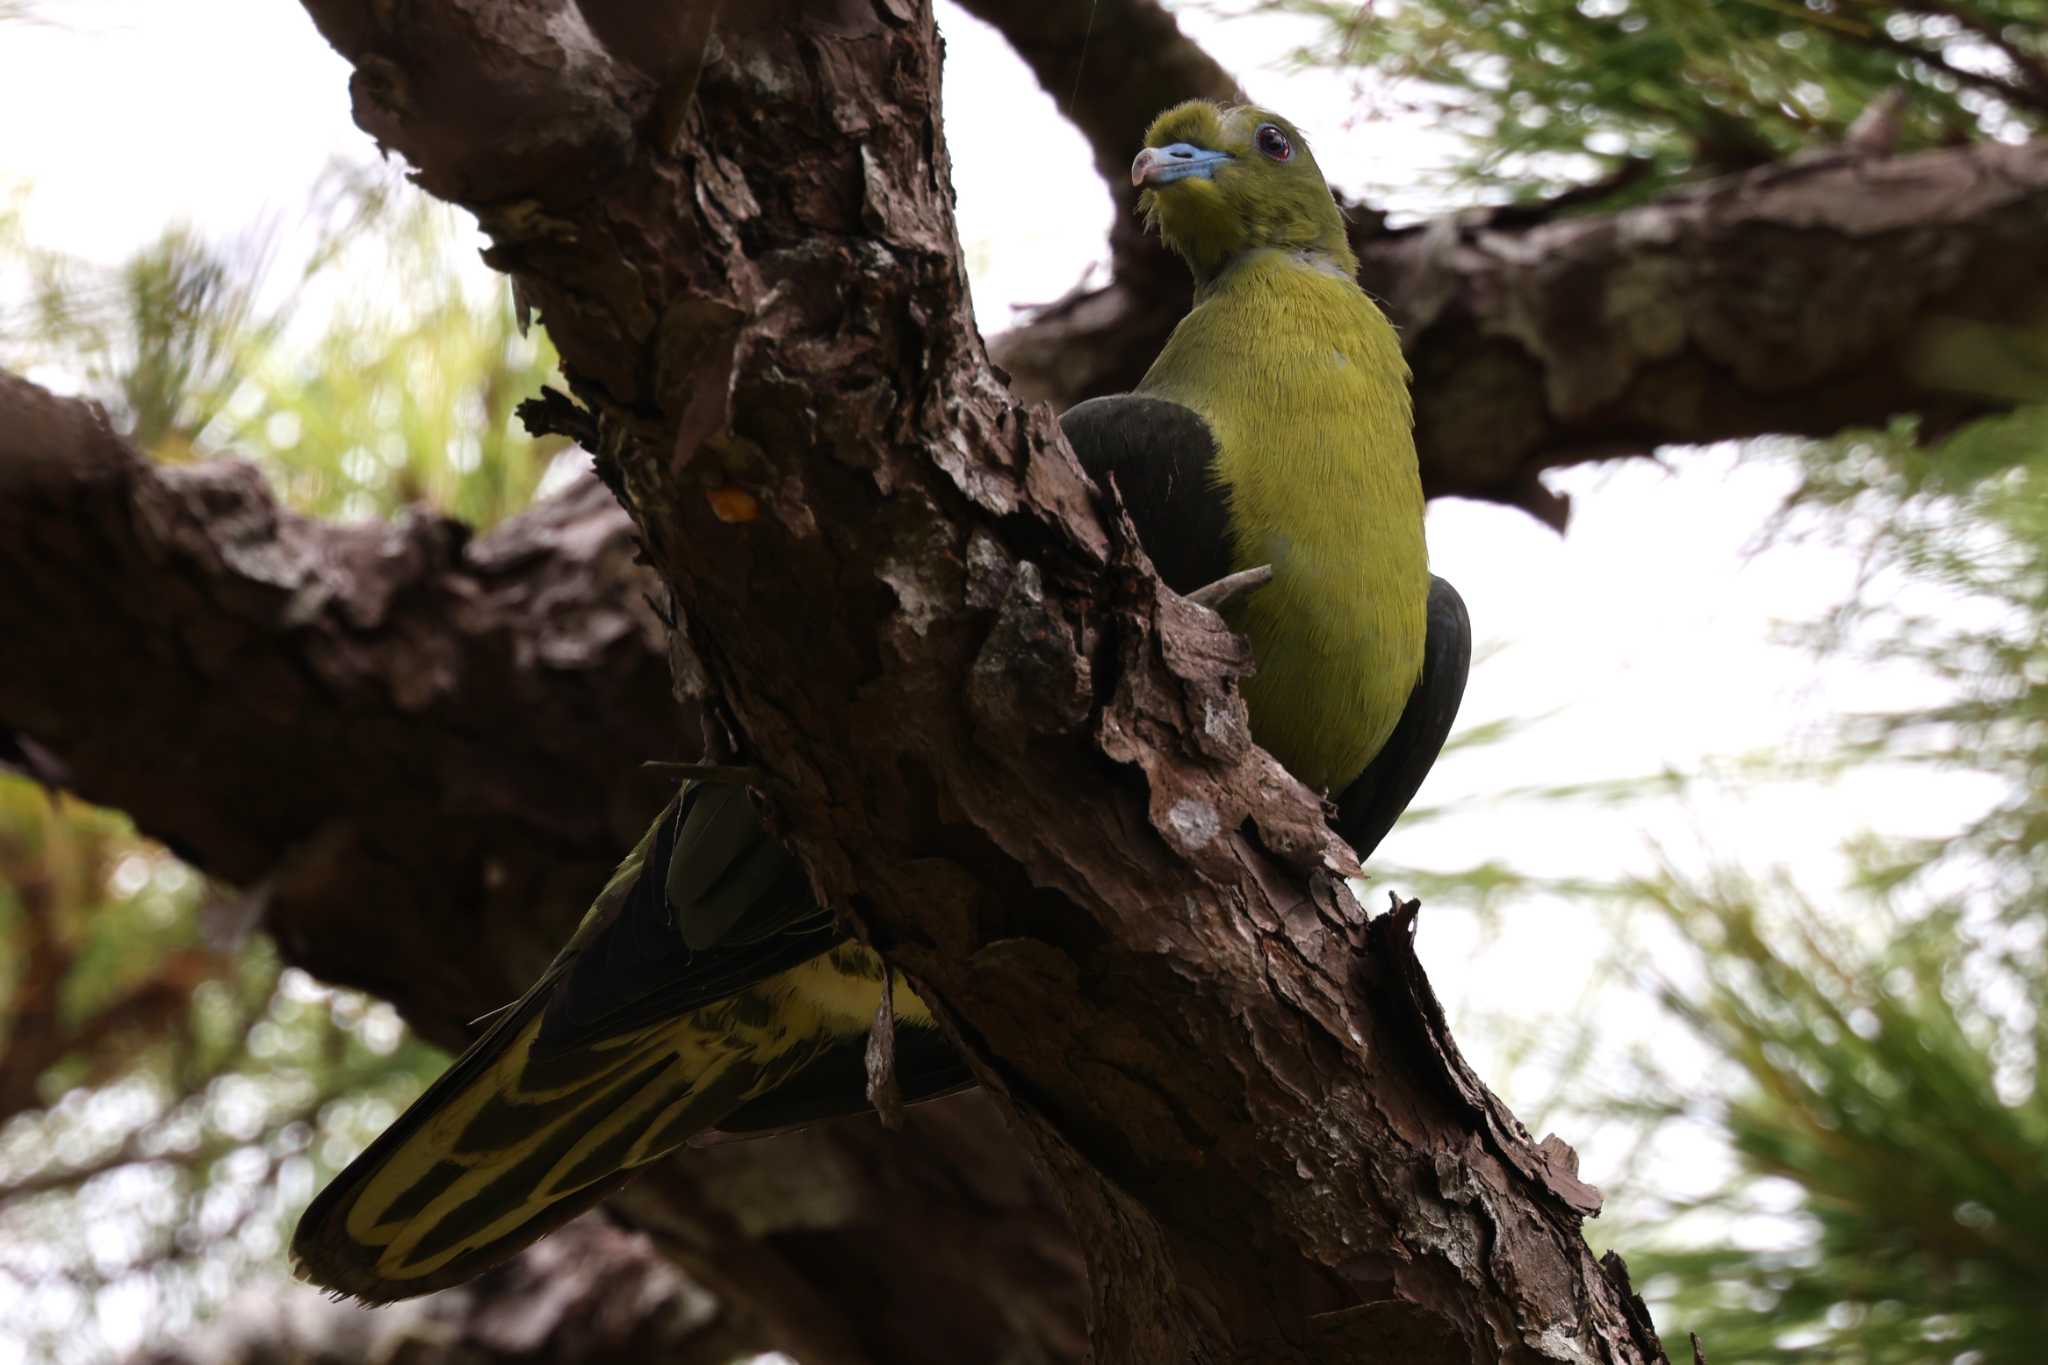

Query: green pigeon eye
1255;123;1291;161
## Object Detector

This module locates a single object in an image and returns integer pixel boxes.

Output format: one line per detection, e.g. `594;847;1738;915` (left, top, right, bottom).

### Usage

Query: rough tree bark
282;1;1660;1361
129;1219;738;1365
0;374;1083;1365
0;0;2041;1360
0;374;677;1037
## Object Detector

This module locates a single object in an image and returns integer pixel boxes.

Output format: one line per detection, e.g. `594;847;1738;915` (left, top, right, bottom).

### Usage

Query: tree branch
0;370;681;1043
127;1218;746;1365
289;1;1670;1358
617;1094;1087;1365
0;373;1088;1365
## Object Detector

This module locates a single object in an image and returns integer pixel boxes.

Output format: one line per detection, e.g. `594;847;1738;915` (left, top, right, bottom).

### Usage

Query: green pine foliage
1569;414;2048;1359
1610;867;2046;1361
0;784;442;1362
1278;0;2048;199
1770;409;2048;897
1;162;570;529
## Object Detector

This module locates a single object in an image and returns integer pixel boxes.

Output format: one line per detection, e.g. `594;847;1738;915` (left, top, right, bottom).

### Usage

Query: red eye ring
1255;123;1291;161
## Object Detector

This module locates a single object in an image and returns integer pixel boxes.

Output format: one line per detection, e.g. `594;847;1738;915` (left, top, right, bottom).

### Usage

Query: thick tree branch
0;372;1086;1365
997;138;2048;525
289;1;1668;1359
618;1094;1087;1365
0;371;679;1040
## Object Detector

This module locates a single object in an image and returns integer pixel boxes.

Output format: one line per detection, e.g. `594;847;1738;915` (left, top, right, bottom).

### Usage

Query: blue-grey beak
1132;142;1232;187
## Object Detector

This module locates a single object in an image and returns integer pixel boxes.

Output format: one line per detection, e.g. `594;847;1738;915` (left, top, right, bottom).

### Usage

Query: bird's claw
1186;564;1274;611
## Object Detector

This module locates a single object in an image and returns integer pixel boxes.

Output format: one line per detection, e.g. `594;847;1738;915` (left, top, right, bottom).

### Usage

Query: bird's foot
1186;564;1274;611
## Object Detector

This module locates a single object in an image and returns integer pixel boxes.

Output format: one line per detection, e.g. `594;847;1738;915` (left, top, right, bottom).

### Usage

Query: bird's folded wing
1333;575;1471;861
1059;394;1234;596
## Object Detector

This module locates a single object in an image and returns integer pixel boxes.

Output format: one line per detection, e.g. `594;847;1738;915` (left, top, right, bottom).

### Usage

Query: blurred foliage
0;162;569;1360
1;161;570;528
1273;0;2048;200
1614;874;2047;1364
0;780;441;1363
1767;408;2048;898
1540;416;2048;1360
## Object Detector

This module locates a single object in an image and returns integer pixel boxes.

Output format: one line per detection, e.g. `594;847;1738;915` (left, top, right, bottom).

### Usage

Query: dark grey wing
1060;394;1233;596
1333;575;1471;862
554;782;977;1126
711;1024;974;1136
539;782;837;1046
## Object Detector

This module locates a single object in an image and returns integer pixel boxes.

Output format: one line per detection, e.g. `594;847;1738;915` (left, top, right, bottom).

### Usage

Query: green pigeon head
1134;101;1357;286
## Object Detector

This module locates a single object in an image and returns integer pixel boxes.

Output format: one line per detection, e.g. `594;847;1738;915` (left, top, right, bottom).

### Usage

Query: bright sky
0;2;2002;1360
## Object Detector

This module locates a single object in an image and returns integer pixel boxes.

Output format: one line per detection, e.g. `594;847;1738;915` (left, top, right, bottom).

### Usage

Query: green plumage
290;99;1467;1304
1133;102;1427;792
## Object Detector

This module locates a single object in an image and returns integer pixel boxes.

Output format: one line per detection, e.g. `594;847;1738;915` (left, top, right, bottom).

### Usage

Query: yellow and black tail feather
290;785;967;1303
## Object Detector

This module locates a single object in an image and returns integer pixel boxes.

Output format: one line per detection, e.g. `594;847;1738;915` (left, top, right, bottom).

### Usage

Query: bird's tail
288;795;843;1302
290;783;971;1303
290;960;838;1302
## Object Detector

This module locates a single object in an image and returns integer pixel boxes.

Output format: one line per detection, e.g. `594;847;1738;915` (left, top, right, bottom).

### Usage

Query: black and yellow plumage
292;784;966;1300
291;99;1469;1302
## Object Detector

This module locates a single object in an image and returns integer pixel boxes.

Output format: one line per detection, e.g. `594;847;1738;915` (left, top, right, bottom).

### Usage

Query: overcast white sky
0;2;2004;1359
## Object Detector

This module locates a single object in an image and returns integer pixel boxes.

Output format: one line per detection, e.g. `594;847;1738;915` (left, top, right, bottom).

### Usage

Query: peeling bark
278;2;1671;1360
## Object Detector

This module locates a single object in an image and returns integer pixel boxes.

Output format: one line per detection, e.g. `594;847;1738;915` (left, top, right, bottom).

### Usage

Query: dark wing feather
1063;396;1468;862
1333;575;1472;861
542;784;833;1045
710;1024;974;1137
1060;394;1233;595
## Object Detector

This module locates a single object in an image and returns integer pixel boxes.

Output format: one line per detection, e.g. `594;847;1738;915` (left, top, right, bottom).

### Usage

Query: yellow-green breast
1137;248;1427;793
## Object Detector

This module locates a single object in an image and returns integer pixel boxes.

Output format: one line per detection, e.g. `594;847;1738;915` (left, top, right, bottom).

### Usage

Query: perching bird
1070;99;1469;857
290;100;1469;1303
